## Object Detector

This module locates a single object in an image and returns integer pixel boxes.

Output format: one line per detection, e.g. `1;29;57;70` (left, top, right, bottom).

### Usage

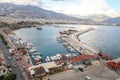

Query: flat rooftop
44;61;119;80
29;61;62;70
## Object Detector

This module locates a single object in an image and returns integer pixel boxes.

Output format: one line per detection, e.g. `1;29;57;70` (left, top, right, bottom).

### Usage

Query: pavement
44;61;120;80
17;54;32;79
0;39;25;80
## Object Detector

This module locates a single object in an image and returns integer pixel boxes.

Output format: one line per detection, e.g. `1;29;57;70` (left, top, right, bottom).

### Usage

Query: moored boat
36;27;42;30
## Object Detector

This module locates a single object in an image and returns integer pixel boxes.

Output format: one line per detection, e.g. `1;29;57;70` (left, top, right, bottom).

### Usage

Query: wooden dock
65;28;99;55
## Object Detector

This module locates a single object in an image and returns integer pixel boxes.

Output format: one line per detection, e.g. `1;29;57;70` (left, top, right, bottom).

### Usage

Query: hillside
0;3;78;21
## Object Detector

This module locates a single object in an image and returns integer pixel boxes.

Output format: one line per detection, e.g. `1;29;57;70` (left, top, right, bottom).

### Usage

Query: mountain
85;15;110;22
102;17;120;25
0;3;78;21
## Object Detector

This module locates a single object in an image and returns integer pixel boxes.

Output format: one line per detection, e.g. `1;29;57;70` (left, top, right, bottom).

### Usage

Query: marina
58;28;99;55
7;27;100;65
13;25;120;59
1;25;120;80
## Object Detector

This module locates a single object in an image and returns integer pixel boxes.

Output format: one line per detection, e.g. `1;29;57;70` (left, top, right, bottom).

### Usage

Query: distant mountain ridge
102;17;120;25
87;15;111;22
0;3;79;21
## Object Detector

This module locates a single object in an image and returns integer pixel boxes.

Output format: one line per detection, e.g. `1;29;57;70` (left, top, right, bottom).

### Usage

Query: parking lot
44;61;119;80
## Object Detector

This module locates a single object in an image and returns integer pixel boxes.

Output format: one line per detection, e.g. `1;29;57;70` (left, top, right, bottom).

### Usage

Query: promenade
65;28;99;55
0;28;26;80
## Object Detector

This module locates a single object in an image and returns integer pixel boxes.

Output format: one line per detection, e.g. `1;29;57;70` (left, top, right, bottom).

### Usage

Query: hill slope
0;3;78;21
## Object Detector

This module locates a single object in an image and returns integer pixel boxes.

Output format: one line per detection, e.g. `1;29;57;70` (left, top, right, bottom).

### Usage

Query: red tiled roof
102;53;111;58
71;55;98;63
0;57;4;62
107;61;120;69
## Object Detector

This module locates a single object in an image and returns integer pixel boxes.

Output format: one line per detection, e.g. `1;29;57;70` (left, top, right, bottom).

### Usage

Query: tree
0;75;4;80
4;73;16;80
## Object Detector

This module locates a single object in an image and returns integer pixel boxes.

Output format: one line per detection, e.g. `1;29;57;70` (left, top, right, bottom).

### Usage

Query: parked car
85;76;92;80
8;68;12;72
8;56;12;60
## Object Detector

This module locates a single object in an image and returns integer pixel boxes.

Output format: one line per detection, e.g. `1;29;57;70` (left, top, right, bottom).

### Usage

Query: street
0;40;25;80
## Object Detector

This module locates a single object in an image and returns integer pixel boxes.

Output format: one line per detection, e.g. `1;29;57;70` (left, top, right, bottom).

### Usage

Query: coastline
1;24;120;80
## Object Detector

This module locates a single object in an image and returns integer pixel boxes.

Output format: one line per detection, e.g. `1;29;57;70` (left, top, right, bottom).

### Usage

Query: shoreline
1;24;120;80
59;28;99;55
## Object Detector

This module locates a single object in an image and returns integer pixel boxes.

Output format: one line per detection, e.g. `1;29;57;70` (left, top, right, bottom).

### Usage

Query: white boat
46;56;51;62
34;57;42;64
50;56;54;61
31;53;42;59
56;54;61;60
29;48;37;53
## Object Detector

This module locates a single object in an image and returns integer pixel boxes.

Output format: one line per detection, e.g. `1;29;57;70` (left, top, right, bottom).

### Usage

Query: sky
0;0;120;17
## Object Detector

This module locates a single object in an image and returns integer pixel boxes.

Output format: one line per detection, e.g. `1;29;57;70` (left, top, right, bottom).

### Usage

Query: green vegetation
0;73;17;80
0;76;4;80
0;22;9;28
49;67;64;75
0;34;8;46
39;76;43;80
3;73;17;80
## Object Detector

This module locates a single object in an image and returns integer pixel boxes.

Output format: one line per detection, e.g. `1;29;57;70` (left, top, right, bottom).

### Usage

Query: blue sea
14;24;120;59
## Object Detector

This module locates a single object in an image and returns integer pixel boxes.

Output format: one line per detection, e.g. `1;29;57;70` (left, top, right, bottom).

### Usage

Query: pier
65;28;99;55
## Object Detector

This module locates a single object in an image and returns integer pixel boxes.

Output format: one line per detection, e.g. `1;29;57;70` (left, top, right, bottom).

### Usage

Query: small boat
29;48;37;53
36;27;42;30
34;57;42;64
31;53;42;59
46;56;51;62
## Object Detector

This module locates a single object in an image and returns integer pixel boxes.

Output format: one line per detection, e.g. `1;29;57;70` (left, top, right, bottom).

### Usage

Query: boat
34;57;42;64
36;27;42;30
29;48;37;53
46;56;51;62
31;53;42;64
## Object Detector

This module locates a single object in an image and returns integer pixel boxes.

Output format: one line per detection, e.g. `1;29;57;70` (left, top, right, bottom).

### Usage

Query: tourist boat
31;53;42;59
31;53;42;64
34;57;42;64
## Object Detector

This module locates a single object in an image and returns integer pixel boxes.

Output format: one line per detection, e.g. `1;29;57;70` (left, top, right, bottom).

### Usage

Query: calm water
14;24;120;59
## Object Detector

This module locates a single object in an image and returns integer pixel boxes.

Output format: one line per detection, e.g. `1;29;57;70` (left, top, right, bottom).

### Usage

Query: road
0;40;25;80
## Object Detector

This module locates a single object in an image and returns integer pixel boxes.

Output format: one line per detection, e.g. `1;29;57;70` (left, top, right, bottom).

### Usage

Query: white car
8;56;12;60
13;63;17;67
85;76;92;80
8;68;12;72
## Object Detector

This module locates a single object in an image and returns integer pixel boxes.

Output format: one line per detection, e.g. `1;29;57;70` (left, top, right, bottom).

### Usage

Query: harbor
1;25;120;80
0;1;120;80
58;27;100;55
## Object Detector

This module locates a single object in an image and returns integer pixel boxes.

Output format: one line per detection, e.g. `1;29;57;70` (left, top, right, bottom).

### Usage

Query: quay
65;28;99;55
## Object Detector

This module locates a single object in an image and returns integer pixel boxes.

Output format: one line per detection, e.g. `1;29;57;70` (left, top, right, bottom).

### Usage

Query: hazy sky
0;0;119;17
